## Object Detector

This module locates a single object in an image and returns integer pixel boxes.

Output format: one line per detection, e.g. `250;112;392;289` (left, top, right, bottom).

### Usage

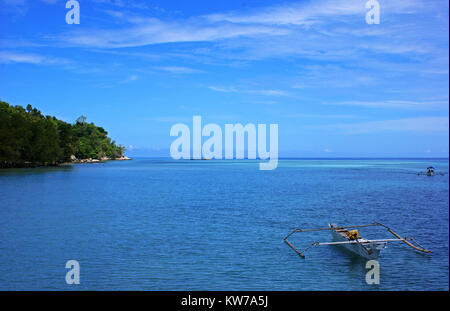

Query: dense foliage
0;100;125;167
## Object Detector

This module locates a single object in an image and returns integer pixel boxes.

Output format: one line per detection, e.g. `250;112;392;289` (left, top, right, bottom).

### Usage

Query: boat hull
330;225;382;260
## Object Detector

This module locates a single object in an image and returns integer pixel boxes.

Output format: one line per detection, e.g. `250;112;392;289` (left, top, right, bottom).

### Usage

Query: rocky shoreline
1;155;131;169
70;155;131;164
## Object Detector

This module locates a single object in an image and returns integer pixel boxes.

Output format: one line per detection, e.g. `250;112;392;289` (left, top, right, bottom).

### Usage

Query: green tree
0;101;125;168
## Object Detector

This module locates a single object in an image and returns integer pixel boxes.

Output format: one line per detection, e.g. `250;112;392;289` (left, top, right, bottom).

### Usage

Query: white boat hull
329;224;385;260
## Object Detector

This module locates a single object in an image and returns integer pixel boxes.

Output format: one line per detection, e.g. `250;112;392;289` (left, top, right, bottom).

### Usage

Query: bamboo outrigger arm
283;237;309;258
285;223;379;234
375;222;431;253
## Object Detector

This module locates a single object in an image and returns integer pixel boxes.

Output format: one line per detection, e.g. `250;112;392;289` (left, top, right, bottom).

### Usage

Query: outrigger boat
417;166;445;176
284;222;431;259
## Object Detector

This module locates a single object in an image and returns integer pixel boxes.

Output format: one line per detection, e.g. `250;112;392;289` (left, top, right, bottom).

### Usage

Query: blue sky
0;0;448;157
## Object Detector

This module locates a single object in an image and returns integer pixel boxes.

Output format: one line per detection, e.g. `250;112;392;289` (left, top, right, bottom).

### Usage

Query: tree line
0;100;125;168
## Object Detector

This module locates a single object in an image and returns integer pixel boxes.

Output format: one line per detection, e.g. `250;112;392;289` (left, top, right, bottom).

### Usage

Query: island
0;100;130;168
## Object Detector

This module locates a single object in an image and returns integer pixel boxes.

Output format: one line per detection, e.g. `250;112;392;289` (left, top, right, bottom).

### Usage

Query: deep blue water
0;158;448;290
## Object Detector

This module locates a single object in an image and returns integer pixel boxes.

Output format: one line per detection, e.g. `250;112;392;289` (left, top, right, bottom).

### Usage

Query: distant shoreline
0;156;131;169
69;155;131;164
118;156;449;160
2;157;447;169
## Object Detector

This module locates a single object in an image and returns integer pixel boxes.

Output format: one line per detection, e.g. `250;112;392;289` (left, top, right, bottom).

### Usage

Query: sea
0;158;448;290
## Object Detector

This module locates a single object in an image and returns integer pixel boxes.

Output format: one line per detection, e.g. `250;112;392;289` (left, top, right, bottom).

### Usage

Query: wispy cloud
205;0;427;25
119;74;139;84
204;0;365;26
61;19;287;48
150;116;191;123
247;89;289;96
1;0;28;15
92;0;149;9
57;0;429;51
155;66;204;74
326;99;449;109
245;100;278;105
3;0;446;75
208;86;289;97
0;50;107;75
286;113;359;119
292;64;377;89
317;117;449;134
207;86;238;93
2;0;64;7
0;51;69;65
2;0;26;5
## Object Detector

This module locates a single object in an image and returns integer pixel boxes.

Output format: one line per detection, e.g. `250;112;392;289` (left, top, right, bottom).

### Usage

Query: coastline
0;155;132;169
70;155;132;164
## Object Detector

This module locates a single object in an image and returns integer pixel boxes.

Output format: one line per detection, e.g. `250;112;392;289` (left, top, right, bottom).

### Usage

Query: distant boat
284;222;431;259
417;166;444;176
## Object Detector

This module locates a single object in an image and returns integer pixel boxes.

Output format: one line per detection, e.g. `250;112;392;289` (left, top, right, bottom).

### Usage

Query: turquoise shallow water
0;158;448;290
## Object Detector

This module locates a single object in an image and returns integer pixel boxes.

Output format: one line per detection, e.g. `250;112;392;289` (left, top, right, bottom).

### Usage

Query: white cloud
1;0;447;111
247;89;289;97
91;0;149;9
0;51;43;64
318;117;449;134
286;113;359;119
205;0;365;26
155;66;203;74
204;0;426;25
326;100;449;109
0;51;69;65
5;0;24;4
58;0;429;50
245;100;278;105
208;86;238;93
62;19;287;48
119;75;139;83
208;85;289;97
2;0;62;6
150;116;190;123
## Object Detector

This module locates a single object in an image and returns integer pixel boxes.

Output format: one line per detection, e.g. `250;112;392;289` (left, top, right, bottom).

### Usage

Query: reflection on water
0;164;74;176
